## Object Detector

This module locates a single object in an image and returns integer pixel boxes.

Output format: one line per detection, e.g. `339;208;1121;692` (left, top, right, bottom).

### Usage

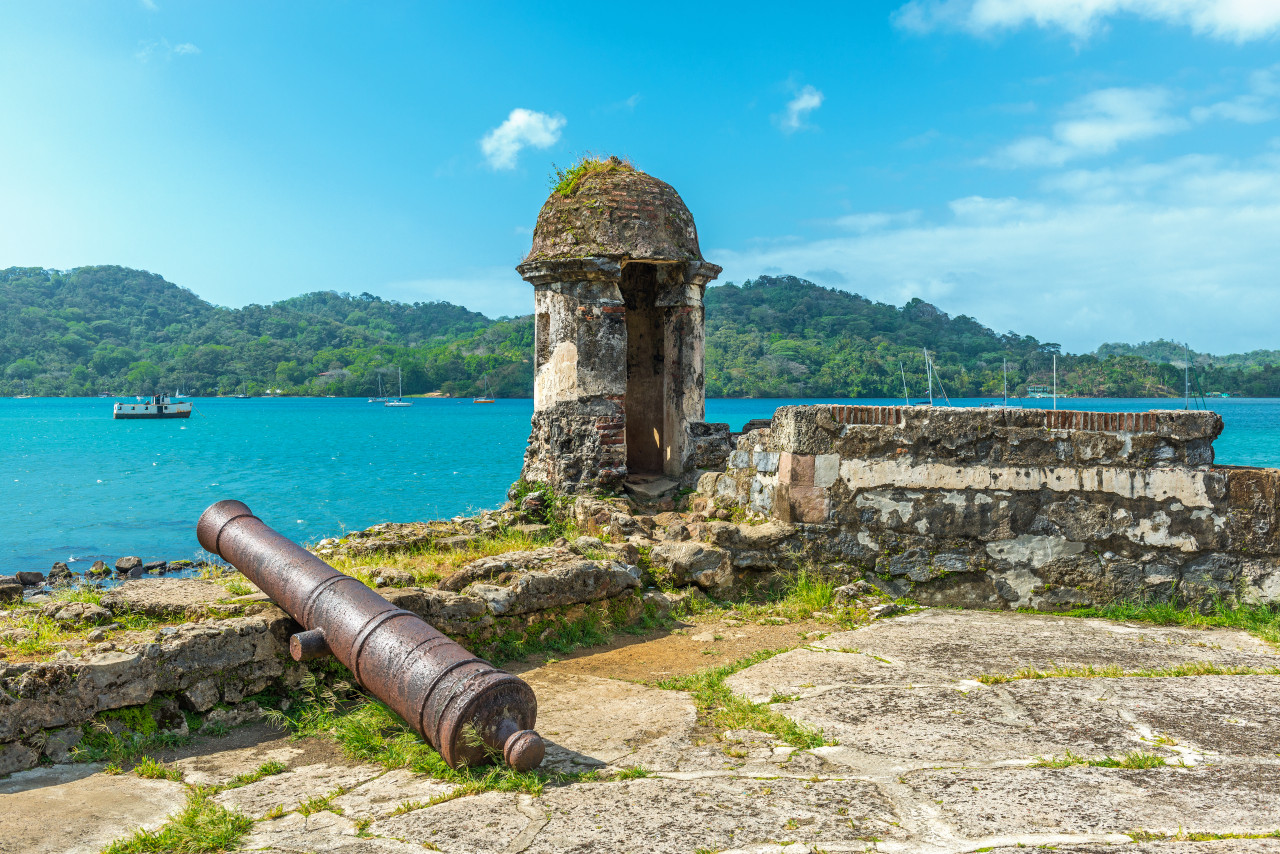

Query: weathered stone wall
0;552;653;776
706;404;1280;610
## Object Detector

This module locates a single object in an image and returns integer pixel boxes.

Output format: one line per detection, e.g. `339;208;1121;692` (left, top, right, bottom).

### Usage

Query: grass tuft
976;660;1280;684
133;756;183;782
550;155;635;196
653;650;831;749
100;789;252;854
221;759;288;790
1062;599;1280;647
1032;749;1169;769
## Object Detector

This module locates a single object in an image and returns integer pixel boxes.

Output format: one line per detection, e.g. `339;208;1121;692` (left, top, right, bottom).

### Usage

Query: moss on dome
523;157;704;264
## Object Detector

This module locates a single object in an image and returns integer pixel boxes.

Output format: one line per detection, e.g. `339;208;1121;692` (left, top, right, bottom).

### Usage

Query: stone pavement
2;609;1279;853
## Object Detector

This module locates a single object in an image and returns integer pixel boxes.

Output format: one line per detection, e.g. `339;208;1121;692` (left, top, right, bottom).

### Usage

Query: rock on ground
0;763;186;854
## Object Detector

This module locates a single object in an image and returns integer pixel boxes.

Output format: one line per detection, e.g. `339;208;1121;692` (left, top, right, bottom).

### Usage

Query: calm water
1;396;1278;574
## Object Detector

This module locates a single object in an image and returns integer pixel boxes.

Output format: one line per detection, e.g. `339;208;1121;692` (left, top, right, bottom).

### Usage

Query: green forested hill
3;266;1278;398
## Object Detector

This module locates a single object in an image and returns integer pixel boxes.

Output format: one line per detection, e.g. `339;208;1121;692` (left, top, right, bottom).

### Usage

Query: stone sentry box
516;160;727;491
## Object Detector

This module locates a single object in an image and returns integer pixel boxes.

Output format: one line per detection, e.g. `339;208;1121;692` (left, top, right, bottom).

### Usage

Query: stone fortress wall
703;404;1280;610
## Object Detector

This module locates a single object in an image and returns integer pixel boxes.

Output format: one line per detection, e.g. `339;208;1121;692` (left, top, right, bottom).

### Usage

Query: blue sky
2;1;1278;354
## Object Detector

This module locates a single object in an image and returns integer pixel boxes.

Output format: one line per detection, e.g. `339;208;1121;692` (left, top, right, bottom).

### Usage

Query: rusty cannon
197;499;545;772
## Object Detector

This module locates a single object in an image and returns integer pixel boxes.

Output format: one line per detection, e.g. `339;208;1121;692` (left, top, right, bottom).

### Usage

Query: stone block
41;726;83;763
778;452;815;487
814;453;840;487
753;449;780;472
180;679;220;713
787;486;830;524
0;577;21;605
0;741;40;776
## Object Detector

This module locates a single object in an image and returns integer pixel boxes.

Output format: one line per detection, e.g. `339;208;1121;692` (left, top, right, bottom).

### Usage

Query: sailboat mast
1052;354;1057;411
900;362;909;405
1184;343;1190;410
924;348;933;405
1002;358;1007;406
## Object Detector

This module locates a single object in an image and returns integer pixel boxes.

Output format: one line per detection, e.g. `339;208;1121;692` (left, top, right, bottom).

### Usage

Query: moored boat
113;393;192;419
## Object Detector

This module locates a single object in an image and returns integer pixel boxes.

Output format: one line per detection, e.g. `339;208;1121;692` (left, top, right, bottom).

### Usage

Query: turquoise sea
2;396;1279;575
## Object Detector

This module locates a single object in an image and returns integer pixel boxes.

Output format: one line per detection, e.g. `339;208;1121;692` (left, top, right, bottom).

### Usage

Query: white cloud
135;38;201;62
1191;64;1280;124
479;109;565;170
992;87;1189;167
777;85;824;134
713;151;1280;354
382;268;532;319
833;211;923;231
894;0;1280;42
139;0;158;10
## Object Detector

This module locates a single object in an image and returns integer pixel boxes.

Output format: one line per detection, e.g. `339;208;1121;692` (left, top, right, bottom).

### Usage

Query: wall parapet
707;404;1278;612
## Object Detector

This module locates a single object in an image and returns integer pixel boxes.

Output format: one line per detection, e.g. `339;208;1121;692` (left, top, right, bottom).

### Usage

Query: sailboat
473;375;495;403
368;374;388;403
384;367;412;407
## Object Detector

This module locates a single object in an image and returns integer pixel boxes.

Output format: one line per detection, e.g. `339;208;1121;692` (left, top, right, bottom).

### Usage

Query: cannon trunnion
197;499;545;771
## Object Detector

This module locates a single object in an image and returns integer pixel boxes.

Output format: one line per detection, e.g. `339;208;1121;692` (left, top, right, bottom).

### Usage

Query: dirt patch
509;615;838;682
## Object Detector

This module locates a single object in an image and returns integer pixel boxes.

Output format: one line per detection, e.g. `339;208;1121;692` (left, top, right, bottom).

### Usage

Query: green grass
1061;599;1280;647
976;660;1280;684
550;155;635;196
668;564;877;630
260;676;649;806
133;756;183;782
0;601;164;659
1129;828;1280;842
1032;749;1169;769
221;759;287;790
652;650;831;749
99;789;252;854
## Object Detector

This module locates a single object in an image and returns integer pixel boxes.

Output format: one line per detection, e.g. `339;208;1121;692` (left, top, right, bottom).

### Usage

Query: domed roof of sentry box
522;157;705;264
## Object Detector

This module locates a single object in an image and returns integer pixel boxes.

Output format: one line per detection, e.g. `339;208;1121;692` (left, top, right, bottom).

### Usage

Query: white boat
385;367;412;407
114;393;192;420
474;375;495;403
368;374;388;403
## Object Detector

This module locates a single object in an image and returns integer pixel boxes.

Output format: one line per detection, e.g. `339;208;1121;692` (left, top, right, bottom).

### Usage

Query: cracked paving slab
978;843;1280;854
368;791;529;854
733;666;1279;770
0;763;187;854
520;668;696;772
243;809;423;853
807;609;1278;682
369;776;905;854
213;761;384;818
328;768;459;819
906;763;1280;840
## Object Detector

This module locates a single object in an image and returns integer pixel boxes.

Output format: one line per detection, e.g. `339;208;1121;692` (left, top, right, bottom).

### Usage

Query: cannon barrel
197;499;544;772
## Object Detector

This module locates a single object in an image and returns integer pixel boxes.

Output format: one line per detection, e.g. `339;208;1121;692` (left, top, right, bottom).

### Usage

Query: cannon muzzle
197;499;545;772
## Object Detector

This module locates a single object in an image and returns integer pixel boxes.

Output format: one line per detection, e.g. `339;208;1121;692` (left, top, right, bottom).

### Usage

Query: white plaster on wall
991;566;1043;607
857;532;880;551
854;491;920;527
1129;511;1199;552
814;454;840;488
986;534;1085;569
837;459;1216;508
534;342;580;411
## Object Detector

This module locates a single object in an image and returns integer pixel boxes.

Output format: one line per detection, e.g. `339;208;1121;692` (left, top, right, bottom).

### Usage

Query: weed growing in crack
652;649;831;749
1032;749;1169;769
99;788;252;854
976;660;1280;684
1060;600;1280;647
